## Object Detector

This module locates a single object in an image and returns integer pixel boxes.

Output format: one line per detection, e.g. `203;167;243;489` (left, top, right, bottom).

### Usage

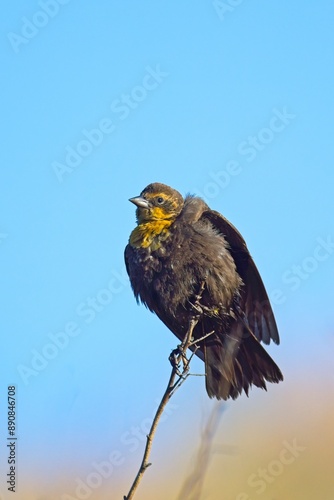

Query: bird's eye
156;197;164;204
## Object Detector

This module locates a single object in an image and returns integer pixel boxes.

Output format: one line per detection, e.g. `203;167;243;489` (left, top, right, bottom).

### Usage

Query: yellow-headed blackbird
125;183;283;400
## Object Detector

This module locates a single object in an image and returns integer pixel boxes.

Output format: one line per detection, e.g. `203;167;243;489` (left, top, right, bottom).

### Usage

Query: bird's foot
188;300;212;318
169;348;182;376
169;346;189;376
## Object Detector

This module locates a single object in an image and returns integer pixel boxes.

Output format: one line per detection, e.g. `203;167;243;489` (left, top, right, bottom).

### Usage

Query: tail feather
204;328;283;400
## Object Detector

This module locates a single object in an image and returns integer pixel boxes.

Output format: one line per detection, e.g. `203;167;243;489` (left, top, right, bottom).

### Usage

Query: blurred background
1;1;334;499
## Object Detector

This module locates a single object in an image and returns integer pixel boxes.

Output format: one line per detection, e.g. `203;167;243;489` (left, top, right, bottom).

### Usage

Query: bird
124;182;283;400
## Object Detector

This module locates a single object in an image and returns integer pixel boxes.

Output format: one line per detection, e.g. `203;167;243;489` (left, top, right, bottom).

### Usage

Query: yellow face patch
139;192;181;219
136;199;178;223
149;206;173;220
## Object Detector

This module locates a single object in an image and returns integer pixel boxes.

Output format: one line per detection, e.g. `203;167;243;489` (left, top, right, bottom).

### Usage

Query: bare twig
189;330;215;346
123;282;209;500
123;366;181;500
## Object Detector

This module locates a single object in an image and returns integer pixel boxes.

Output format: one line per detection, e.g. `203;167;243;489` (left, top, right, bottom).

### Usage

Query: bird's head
129;183;184;224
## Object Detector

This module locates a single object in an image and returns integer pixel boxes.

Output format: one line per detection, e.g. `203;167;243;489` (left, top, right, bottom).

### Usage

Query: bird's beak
129;196;150;209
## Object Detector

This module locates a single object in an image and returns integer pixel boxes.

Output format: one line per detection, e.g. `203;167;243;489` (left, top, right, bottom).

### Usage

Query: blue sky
1;2;334;499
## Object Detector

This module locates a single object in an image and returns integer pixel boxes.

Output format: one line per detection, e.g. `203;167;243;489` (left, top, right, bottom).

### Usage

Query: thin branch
123;282;207;500
189;330;215;346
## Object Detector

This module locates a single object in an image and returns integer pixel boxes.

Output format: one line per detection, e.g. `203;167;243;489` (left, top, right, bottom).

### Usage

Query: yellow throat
129;219;173;250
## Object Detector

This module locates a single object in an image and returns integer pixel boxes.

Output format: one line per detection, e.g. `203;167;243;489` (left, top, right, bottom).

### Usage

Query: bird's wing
201;210;279;345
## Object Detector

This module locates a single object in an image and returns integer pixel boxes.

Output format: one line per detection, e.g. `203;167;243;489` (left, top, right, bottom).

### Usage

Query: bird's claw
188;300;212;318
169;348;182;376
169;346;189;376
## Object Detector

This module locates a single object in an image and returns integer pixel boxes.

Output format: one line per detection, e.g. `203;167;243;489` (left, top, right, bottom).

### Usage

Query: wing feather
201;210;279;345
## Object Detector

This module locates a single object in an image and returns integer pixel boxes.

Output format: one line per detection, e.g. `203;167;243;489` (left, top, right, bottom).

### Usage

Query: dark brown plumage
125;182;283;400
